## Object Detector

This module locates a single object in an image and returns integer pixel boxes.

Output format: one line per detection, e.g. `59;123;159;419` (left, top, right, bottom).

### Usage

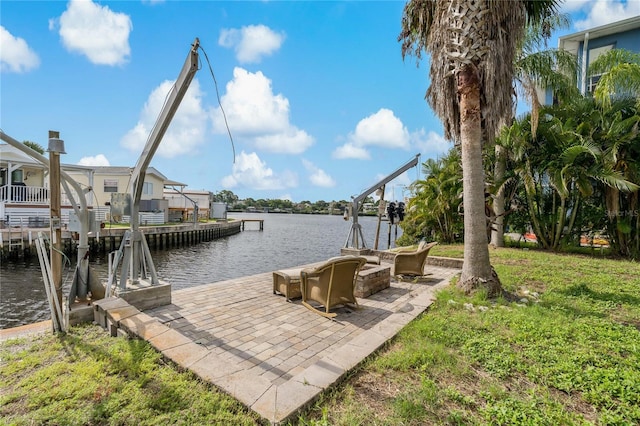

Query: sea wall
0;220;242;260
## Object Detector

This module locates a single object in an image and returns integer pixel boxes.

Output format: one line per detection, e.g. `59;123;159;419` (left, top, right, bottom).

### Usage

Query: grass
0;325;261;425
296;247;640;425
2;246;639;425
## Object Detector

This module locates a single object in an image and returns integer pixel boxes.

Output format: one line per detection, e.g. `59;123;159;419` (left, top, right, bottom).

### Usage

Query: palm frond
597;168;640;193
561;141;600;164
589;49;640;75
593;63;640;108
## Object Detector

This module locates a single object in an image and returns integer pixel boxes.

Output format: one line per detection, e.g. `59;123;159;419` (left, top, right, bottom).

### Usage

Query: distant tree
214;190;238;205
315;200;328;210
23;141;45;154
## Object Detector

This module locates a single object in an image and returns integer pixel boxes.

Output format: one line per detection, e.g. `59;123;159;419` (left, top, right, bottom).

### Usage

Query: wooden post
48;130;64;331
374;185;385;250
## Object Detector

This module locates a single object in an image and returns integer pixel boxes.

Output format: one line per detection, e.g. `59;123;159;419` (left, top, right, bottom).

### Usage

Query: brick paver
137;262;460;424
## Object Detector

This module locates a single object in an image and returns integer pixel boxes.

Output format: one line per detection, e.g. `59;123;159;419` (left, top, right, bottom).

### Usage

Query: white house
163;185;213;222
1;143;176;227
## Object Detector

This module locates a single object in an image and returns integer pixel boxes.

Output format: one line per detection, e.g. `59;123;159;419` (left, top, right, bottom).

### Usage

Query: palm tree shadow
560;283;640;307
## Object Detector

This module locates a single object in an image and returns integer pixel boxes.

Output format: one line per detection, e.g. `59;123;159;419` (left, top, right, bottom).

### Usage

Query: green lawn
2;246;639;425
298;247;640;425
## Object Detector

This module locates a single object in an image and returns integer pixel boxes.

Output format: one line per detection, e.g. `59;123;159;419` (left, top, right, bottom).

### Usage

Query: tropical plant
490;13;579;246
400;149;463;244
587;49;640;257
589;48;640;109
23;140;45;154
498;97;639;252
399;0;562;296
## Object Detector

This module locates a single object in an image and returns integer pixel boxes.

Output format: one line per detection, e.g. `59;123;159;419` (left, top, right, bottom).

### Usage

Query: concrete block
92;297;130;328
118;312;166;339
116;281;171;311
291;359;345;389
218;371;274;407
272;379;323;423
147;328;191;351
250;385;277;424
68;301;94;326
190;352;244;381
163;342;209;369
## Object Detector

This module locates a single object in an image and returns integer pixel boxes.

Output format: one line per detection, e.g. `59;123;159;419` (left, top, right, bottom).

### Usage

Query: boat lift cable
198;44;236;164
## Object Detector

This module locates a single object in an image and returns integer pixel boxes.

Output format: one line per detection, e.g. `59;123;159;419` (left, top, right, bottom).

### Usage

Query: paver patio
109;261;460;424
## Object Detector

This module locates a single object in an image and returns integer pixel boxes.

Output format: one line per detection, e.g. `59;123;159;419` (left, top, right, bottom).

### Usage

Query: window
11;169;23;184
587;44;614;94
588;74;602;94
143;182;153;196
104;179;118;193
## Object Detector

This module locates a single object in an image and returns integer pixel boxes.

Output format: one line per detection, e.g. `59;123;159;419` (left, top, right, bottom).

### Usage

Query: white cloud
212;67;314;154
54;0;132;66
221;151;297;190
333;108;410;159
569;0;640;30
302;159;336;187
332;143;370;160
0;26;40;73
77;154;110;166
219;25;285;64
559;0;592;13
411;130;451;157
351;109;411;149
120;79;208;158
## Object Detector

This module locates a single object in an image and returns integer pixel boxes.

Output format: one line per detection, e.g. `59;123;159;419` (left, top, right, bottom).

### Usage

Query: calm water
0;214;402;329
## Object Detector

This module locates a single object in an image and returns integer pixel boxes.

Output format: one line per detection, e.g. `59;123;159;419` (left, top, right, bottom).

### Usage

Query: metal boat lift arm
119;38;200;288
129;38;200;230
345;154;420;249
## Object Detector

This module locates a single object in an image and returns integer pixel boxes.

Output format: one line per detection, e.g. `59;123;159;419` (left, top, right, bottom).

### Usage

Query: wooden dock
0;220;242;259
241;219;264;231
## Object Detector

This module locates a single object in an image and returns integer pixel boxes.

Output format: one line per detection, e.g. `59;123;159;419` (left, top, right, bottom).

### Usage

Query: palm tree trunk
457;65;501;297
552;196;566;250
491;144;506;246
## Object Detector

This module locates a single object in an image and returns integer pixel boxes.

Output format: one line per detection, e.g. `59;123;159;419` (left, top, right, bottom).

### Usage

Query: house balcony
0;184;50;205
1;184;83;206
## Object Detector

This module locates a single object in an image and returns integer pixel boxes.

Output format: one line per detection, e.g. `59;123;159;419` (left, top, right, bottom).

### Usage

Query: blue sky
2;0;639;203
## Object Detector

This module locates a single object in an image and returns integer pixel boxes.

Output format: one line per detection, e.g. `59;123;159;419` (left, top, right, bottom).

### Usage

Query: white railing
0;185;49;204
0;185;83;206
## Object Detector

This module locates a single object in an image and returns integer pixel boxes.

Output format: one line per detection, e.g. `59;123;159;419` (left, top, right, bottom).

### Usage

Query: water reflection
0;213;402;328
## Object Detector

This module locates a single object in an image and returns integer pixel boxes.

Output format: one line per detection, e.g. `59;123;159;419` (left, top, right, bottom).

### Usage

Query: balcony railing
1;184;85;207
0;185;49;204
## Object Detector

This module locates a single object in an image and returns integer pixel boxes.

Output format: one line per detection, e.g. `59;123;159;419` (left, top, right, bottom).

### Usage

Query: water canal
0;213;403;329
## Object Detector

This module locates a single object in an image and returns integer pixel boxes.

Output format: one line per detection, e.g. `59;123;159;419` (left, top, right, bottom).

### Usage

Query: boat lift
108;38;200;291
344;154;420;249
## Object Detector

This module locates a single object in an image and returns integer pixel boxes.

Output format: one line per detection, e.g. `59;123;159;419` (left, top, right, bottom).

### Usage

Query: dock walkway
111;262;460;424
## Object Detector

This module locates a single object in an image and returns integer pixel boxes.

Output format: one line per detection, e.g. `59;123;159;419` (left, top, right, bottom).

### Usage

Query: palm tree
501;97;639;251
399;0;562;295
588;49;640;256
589;49;640;109
491;15;579;246
404;149;463;243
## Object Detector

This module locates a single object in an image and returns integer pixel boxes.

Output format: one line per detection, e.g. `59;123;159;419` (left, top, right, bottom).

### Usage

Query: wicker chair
300;256;366;318
393;241;438;276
